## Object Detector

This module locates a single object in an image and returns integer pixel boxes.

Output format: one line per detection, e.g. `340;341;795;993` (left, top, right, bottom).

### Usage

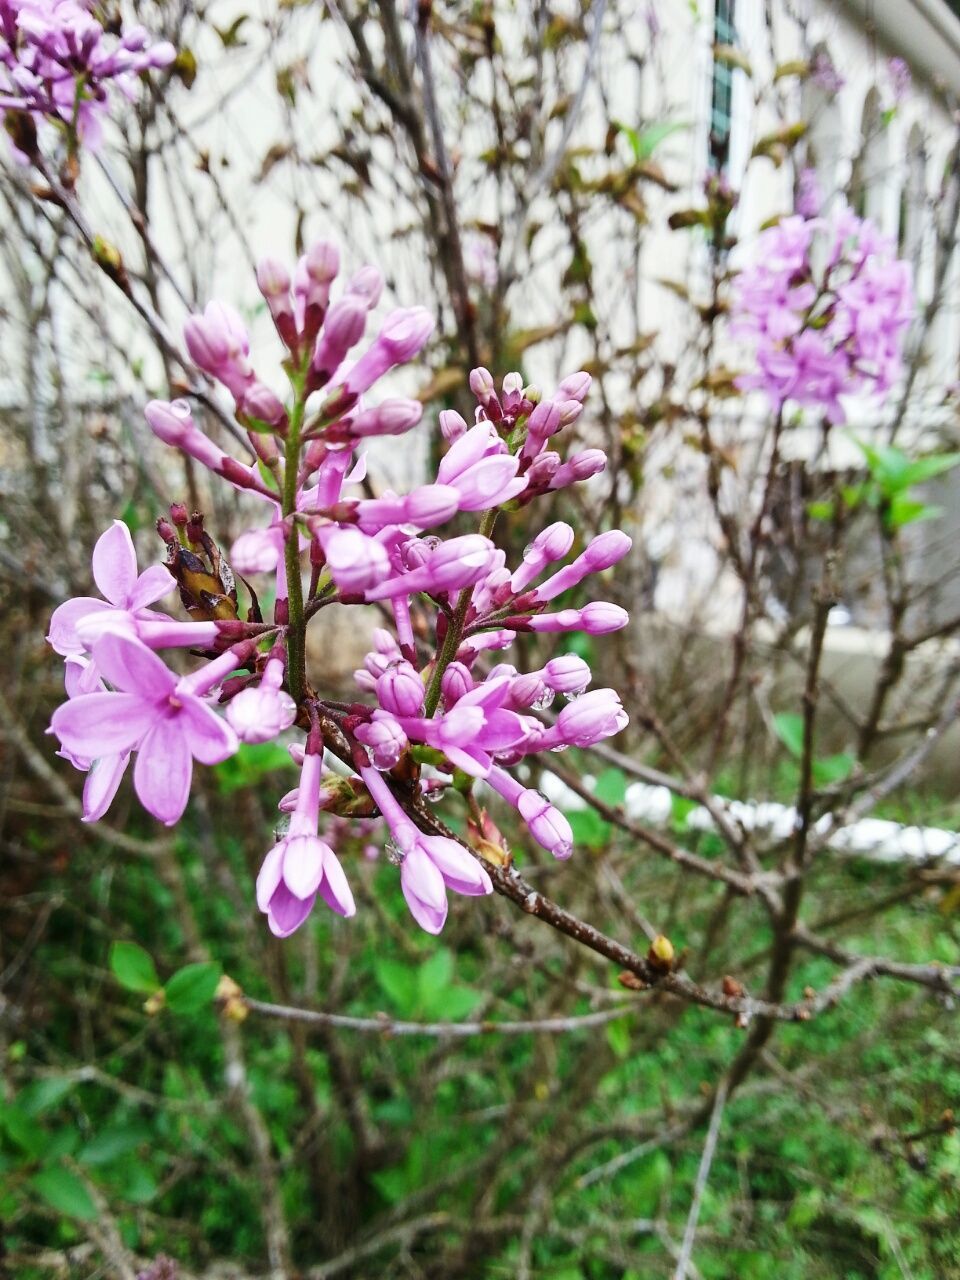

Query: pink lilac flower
225;657;296;743
47;520;174;657
48;234;632;939
732;206;914;423
361;766;491;933
50;633;241;825
257;750;356;936
0;0;175;153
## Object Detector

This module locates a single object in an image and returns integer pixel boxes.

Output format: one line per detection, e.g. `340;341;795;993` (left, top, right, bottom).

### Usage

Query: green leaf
115;1162;158;1205
670;793;698;831
615;119;690;162
807;500;834;521
164;962;222;1015
772;712;805;758
1;1104;48;1157
593;767;628;807
438;987;484;1020
375;958;417;1015
887;495;942;529
214;741;293;794
30;1167;97;1221
812;753;855;786
898;452;960;487
109;941;161;995
606;1017;631;1059
418;949;454;1004
566;807;611;850
16;1077;74;1116
77;1124;150;1168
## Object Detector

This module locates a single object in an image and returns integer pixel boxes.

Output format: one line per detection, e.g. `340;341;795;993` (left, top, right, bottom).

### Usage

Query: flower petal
256;841;286;911
92;633;176;698
82;752;130;823
421;836;492;897
92;521;138;605
128;565;176;610
257;841;286;911
400;843;446;911
319;849;356;918
51;692;155;759
401;880;447;935
47;597;109;656
179;696;239;765
267;883;316;937
133;720;192;825
282;835;326;900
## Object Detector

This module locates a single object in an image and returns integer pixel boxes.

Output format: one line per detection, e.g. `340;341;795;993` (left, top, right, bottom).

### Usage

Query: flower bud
350;398;423;438
580;602;629;634
319;527;391;592
441;662;474;706
439;409;468;442
518;790;573;859
543;654;591;694
558;370;592;402
241;382;286;426
550;449;607;488
377;661;425;717
345;264;384;309
356;712;408;770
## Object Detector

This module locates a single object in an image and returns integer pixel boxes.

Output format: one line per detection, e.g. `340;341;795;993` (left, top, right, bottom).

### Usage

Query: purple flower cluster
732;208;914;423
47;239;631;938
0;0;174;152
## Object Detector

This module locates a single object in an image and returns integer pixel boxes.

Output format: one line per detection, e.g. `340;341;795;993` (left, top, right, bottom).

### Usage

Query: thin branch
673;1077;729;1280
243;996;638;1037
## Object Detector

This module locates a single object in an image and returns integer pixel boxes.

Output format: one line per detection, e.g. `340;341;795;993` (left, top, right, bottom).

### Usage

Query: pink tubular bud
374;628;400;657
184;301;250;372
356;483;459;533
345;264;384;309
534;530;633;602
349;398;423;438
145;399;226;472
437;422;502;485
377;661;425;717
256;257;297;347
518;789;574;859
557;398;584;428
402;483;461;529
256;257;291;299
469;366;495;399
555;688;629;747
311;298;367;384
558;371;592;402
318;527;391;592
364;534;497;601
439;409;468;442
218;456;271;495
338;307;435;398
526;398;562;440
501;371;524;412
356;712;408;770
306;239;340;285
580;602;629;634
507;672;548;709
379;306;435;361
543;654;591;694
241;382;286;426
510;521;576;593
441;662;474;706
225;658;296;743
549;449;607;489
525;451;561;488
